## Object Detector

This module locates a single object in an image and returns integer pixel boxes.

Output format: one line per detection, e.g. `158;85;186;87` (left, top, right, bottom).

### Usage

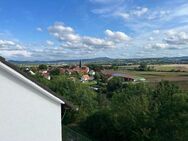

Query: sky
1;0;188;60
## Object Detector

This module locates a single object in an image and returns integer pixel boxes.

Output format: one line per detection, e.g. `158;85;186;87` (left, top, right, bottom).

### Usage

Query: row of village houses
25;64;146;83
25;65;96;82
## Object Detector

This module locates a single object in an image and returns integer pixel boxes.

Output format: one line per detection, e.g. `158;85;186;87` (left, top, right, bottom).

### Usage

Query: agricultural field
150;64;188;72
103;69;188;91
118;64;188;72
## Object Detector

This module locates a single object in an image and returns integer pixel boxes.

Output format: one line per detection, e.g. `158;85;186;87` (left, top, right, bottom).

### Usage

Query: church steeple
79;59;82;68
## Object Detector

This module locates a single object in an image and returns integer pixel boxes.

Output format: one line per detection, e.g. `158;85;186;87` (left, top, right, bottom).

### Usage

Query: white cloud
82;36;115;48
152;43;168;49
91;1;122;15
105;29;131;42
0;40;31;57
0;50;31;57
164;30;188;45
153;30;160;34
147;43;169;49
114;12;130;20
164;3;188;22
147;10;170;20
132;7;148;17
114;7;149;20
142;28;188;51
48;22;80;43
48;22;130;49
36;27;43;32
0;40;15;46
149;37;154;41
46;40;54;46
165;30;176;36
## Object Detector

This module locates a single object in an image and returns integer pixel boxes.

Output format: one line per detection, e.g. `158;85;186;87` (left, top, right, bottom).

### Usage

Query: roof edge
0;56;76;110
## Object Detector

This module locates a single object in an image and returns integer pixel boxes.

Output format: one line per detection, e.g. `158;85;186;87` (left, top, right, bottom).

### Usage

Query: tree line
33;72;188;141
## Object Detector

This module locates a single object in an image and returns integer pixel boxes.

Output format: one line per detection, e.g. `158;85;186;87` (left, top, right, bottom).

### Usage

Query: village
23;60;96;82
22;60;146;90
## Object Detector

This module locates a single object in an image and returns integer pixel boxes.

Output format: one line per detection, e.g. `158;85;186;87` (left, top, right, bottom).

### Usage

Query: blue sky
1;0;188;60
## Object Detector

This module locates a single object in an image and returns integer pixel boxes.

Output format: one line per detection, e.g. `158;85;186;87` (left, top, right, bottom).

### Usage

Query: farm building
0;57;74;141
107;73;146;82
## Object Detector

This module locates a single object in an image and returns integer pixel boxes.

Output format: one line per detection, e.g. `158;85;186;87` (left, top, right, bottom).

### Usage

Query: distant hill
9;56;188;65
9;57;114;65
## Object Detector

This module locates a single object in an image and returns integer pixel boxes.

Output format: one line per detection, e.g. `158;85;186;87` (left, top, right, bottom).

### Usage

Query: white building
0;57;73;141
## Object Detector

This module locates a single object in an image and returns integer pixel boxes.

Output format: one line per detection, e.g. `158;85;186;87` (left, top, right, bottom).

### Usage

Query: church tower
79;59;82;68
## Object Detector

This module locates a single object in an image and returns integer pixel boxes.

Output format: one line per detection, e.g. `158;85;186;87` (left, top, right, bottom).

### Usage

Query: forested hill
9;57;113;65
9;56;188;65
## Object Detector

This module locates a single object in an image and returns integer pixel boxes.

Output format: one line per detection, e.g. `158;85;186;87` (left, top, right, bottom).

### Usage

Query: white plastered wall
0;64;62;141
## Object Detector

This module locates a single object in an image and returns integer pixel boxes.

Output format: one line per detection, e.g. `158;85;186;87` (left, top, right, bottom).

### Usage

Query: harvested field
151;64;188;72
102;69;188;91
118;64;188;72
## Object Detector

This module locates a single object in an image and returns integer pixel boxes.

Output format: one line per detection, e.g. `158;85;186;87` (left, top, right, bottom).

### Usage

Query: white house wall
0;66;62;141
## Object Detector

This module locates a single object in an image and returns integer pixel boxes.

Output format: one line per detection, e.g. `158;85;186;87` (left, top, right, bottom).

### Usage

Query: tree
107;77;124;97
81;110;117;141
150;81;188;141
81;81;188;141
31;71;188;141
138;63;148;71
38;64;47;70
152;92;188;141
50;68;60;76
47;76;98;123
94;72;101;82
87;64;103;72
